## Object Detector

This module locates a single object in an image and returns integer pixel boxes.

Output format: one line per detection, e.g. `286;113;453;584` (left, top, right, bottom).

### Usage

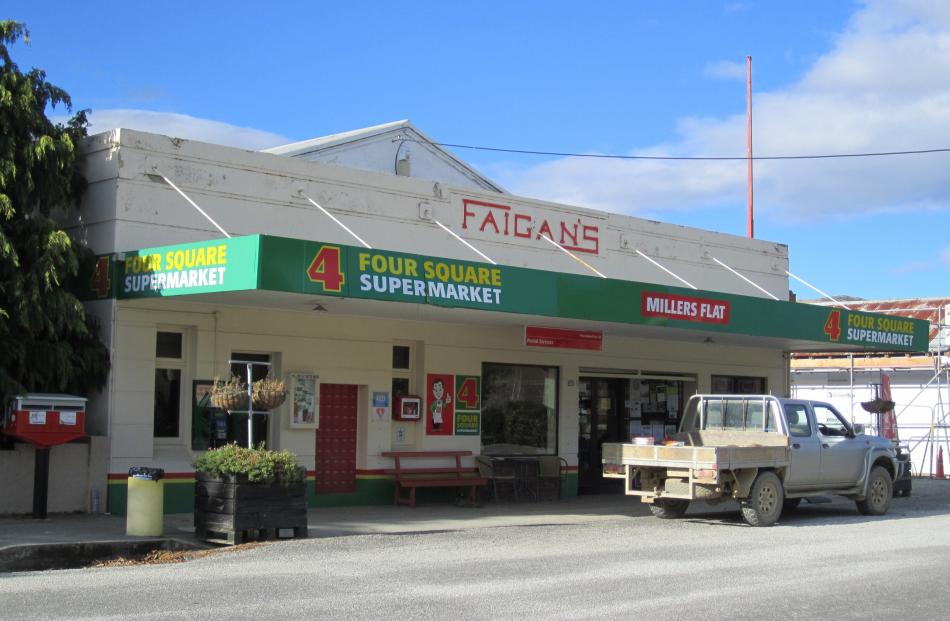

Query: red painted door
315;384;358;494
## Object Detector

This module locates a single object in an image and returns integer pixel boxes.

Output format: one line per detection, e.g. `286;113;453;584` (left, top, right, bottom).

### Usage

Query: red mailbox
3;394;87;448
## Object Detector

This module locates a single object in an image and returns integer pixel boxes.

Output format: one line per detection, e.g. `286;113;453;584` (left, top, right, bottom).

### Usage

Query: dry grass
91;542;267;568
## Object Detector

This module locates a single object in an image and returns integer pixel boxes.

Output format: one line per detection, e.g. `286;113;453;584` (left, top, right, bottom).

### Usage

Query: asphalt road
4;488;950;620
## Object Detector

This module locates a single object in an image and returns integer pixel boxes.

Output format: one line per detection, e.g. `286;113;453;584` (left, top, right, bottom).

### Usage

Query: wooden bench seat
381;451;488;507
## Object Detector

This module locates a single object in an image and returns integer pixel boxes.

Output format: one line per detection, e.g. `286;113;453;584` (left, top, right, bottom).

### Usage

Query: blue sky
7;1;950;300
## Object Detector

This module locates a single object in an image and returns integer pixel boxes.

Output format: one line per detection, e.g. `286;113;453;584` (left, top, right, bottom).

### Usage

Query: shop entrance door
315;384;358;494
578;378;626;493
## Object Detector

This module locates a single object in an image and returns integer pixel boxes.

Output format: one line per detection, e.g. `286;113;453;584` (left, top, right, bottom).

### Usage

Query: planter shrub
193;444;307;544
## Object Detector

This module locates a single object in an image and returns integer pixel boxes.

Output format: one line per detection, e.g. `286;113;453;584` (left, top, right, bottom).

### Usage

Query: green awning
85;234;930;353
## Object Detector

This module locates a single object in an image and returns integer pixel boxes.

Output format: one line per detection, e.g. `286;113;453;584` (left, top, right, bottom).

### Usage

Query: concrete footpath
0;494;658;570
4;479;946;571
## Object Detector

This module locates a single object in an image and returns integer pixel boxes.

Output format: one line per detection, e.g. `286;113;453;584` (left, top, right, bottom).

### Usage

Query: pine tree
0;21;109;400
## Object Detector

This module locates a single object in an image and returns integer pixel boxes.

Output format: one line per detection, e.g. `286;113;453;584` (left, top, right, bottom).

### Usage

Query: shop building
2;124;927;515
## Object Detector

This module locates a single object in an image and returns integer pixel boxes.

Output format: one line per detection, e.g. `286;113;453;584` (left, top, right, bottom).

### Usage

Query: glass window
813;404;849;437
723;399;745;429
391;344;413;402
784;404;811;437
392;345;411;370
701;398;778;432
704;400;723;429
711;375;767;394
481;363;558;456
156;331;183;359
392;377;410;401
746;401;764;429
765;401;782;432
230;353;271;384
227;352;271;448
154;368;181;437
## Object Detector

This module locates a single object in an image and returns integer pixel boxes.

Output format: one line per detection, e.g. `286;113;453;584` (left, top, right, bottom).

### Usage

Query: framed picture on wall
289;372;319;429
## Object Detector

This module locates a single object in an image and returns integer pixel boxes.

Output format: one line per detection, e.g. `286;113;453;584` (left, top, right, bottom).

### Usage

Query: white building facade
2;125;929;514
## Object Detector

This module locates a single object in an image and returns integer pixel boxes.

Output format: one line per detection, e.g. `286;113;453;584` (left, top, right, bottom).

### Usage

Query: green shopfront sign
115;236;260;298
94;235;929;352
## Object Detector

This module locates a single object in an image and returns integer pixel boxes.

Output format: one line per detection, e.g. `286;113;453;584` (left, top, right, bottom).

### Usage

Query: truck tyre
649;499;690;519
782;498;801;511
740;471;783;527
856;466;893;516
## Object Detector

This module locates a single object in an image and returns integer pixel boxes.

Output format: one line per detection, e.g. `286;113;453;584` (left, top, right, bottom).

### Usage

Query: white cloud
500;0;950;222
887;260;933;275
941;246;950;267
84;109;290;150
723;2;752;13
704;60;746;81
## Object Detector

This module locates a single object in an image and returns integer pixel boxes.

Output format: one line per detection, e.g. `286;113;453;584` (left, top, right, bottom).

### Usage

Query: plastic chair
475;455;518;502
537;456;568;500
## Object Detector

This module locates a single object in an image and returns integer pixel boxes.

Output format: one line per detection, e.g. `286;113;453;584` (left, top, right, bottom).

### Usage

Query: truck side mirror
852;424;865;435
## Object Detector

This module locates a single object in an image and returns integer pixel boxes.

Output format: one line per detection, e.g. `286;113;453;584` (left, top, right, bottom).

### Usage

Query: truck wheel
782;498;801;511
856;466;893;516
740;471;783;527
649;499;690;519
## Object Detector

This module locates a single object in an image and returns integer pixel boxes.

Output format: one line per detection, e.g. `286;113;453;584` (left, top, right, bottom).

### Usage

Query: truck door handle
822;444;829;448
792;443;801;449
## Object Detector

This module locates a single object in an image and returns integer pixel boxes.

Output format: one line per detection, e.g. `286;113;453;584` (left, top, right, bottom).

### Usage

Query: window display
481;363;558;455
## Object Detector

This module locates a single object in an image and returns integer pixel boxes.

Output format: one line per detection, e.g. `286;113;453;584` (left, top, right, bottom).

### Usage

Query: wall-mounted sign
372;391;389;421
116;236;259;299
461;198;601;255
454;375;481;436
641;291;731;325
96;234;930;353
290;373;319;429
525;326;603;351
426;373;455;436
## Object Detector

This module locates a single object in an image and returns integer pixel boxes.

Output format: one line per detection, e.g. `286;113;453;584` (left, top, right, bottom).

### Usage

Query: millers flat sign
92;234;930;353
641;292;731;325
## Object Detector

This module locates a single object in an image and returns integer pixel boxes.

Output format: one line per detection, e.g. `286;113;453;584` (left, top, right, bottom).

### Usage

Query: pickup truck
602;394;898;527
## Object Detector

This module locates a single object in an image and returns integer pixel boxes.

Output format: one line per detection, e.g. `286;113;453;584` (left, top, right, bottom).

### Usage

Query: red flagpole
747;55;754;239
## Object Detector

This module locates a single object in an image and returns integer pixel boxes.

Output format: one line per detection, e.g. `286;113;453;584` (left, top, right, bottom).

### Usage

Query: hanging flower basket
860;398;895;414
211;376;248;411
252;376;287;410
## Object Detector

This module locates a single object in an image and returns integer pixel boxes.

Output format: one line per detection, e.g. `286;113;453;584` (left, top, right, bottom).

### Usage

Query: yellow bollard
126;467;164;536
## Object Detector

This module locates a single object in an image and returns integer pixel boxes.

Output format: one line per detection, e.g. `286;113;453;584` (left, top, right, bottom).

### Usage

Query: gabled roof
263;120;505;193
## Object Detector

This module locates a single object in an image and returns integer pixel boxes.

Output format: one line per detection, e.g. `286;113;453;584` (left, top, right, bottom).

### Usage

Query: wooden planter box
194;472;308;545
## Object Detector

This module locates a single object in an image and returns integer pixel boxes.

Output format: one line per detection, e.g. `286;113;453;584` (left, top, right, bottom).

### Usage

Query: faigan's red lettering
461;199;600;254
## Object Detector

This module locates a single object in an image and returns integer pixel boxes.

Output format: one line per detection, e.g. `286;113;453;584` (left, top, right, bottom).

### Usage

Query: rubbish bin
894;451;913;497
126;467;164;536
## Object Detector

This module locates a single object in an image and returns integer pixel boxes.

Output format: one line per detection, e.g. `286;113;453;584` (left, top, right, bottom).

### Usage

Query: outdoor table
492;457;540;501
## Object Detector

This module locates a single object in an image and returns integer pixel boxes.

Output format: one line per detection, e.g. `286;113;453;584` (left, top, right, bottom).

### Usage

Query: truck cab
781;400;875;491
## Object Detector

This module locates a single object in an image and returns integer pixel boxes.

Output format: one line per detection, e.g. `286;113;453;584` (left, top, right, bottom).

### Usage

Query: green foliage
193;443;306;486
0;21;109;400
